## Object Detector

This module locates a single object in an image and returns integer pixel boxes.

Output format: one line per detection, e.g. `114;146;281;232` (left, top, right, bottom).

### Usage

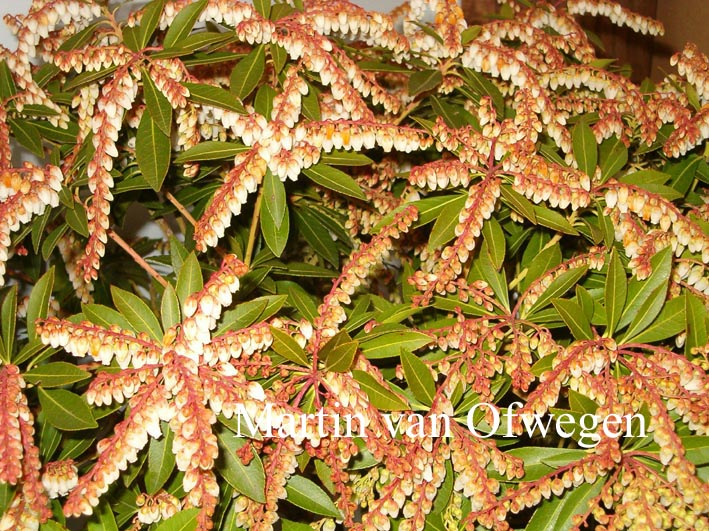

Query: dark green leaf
572;119;597;176
500;185;537;223
111;286;163;341
183;82;246;114
523;243;561;292
176;253;203;310
552;299;593;340
65;201;89;237
216;432;266;502
145;424;175;494
524;480;603;531
685;292;707;354
618;248;672;329
230;45;265;100
533;206;578;235
604;249;626;336
38;388;98;431
285;475;341;518
9;118;43;157
482;217;506;270
303;164;365;200
83;303;135;332
161;284;180;331
625;296;685;344
153;508;199;531
254;84;276;118
0;60;16;99
359;329;432;359
352;370;408;411
320;151;373;167
408;69;443;97
292;207;339;267
27;267;55;341
136;112;171;191
24;362;90;387
270;327;309;366
287;285;319;321
163;0;207;48
260;198;289;257
2;285;17;359
263;170;286;227
320;330;358;372
142;70;173;135
525;266;588;317
427;195;464;250
137;0;165;48
599;135;628;182
401;349;436;406
174;141;248;163
621;281;669;342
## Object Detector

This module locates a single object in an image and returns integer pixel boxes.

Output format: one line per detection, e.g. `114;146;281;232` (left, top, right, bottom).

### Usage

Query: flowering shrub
0;0;708;530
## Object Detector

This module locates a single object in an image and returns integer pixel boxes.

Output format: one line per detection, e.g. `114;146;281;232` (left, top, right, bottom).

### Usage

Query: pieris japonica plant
0;0;708;530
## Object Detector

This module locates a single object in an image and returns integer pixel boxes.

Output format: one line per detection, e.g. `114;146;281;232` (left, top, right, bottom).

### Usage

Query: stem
108;229;168;289
245;187;263;267
165;191;197;226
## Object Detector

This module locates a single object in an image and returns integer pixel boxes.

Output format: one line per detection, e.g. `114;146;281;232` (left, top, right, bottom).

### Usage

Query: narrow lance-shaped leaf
160;283;180;331
38;388;98;431
176;253;203;310
482;217;506;270
230;45;265;100
111;286;163;341
285;475;342;518
142;70;172;135
552;299;593;340
260;199;289;257
604;249;626;336
216;432;266;503
270;327;309;366
1;285;17;359
136;111;171;191
263;170;286;227
163;0;207;48
352;370;408;411
401;349;436;406
27;267;55;341
572;118;597;177
685;292;708;354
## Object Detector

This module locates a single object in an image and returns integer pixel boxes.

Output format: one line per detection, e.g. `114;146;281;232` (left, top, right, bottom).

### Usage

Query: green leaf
482;217;505;270
174;141;248;163
254;84;276;118
111;286;163;341
604;249;626;336
176;253;203;310
145;424;175;494
270;43;287;75
624;296;685;344
287;285;319;322
65;201;89;237
183;82;246;114
533;206;578;235
525;266;588;317
260;199;289;257
24;362;90;387
163;0;207;48
303;164;365;200
87;501;119;531
142;70;173;135
552;299;593;340
2;285;17;359
42;224;68;261
599;136;628;181
359;328;432;359
573;119;597;176
263;170;286;227
83;303;135;332
621;281;669;342
427;194;465;251
320;151;373;167
38;388;98;431
685;292;708;354
524;479;603;531
9;118;44;157
27;267;55;341
137;0;165;48
230;45;265;100
500;185;537;223
408;69;443;97
472;245;509;310
523;243;561;292
161;284;180;331
270;327;309;366
153;508;199;531
320;330;358;372
136;111;171;191
216;432;266;503
401;349;436;406
352;370;408;411
0;60;17;99
285;475;342;518
292;206;339;267
618;247;672;329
